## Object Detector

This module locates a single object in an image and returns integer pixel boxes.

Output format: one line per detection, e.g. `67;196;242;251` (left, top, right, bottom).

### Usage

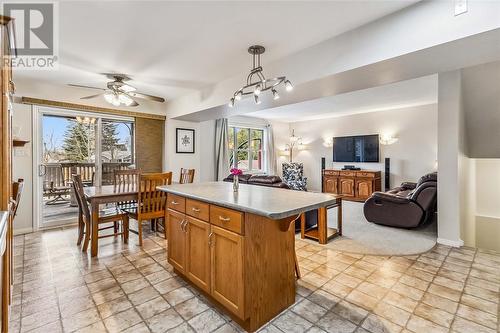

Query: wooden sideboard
322;169;381;202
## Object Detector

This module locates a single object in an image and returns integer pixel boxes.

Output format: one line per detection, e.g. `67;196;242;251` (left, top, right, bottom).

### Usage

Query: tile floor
9;226;500;333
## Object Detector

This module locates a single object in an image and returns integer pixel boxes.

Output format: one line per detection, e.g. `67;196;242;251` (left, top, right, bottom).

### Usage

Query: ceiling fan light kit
69;73;165;107
229;45;293;108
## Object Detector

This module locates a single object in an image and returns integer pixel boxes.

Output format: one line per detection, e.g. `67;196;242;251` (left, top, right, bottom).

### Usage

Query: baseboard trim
13;227;33;236
437;238;464;247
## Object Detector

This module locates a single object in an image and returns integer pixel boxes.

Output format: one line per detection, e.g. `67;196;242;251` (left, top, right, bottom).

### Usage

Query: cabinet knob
171;201;179;205
208;232;214;247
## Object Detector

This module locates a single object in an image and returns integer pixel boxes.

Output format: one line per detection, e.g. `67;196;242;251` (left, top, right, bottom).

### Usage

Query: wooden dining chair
72;174;129;252
114;168;140;206
179;168;195;184
11;179;24;219
124;172;172;246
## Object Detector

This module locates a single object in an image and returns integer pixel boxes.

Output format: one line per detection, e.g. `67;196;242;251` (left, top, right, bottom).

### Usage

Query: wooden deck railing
44;162;133;188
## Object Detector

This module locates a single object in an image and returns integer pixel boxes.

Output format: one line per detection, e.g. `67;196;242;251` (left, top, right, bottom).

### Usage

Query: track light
228;98;235;108
254;94;261;105
254;84;261;96
235;91;242;101
229;45;293;107
272;88;280;100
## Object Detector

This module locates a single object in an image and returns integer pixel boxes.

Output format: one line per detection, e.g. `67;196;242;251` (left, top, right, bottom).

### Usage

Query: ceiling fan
68;73;165;107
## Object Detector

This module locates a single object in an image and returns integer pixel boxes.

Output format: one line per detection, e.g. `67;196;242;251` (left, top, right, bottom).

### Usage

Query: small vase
233;175;239;192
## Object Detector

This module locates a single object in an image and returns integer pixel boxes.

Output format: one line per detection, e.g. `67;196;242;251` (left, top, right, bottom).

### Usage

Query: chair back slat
72;174;91;222
179;168;195;184
114;169;140;206
138;172;172;217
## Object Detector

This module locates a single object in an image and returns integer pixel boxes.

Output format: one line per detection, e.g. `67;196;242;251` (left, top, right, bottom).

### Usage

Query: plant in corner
230;168;243;192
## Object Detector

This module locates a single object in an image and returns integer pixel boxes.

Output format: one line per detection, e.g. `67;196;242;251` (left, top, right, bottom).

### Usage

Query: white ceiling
245;74;438;122
14;1;418;103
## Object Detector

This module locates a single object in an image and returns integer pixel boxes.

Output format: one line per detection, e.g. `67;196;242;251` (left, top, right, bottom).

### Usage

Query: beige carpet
298;201;437;256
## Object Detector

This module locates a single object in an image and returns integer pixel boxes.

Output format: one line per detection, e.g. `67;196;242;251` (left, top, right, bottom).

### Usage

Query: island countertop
157;181;339;219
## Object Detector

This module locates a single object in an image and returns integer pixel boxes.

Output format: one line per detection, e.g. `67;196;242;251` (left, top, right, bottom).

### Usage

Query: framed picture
176;128;195;153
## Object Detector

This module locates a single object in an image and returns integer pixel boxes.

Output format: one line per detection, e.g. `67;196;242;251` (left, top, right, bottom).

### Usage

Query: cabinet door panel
356;180;373;200
339;178;355;197
210;225;245;319
167;209;187;273
323;176;338;194
186;216;210;293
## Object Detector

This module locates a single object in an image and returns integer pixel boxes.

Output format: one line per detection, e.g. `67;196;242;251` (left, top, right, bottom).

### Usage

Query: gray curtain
265;124;278;175
214;118;230;181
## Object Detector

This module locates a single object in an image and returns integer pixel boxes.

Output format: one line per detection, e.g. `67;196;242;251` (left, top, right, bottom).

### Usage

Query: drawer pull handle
191;207;201;212
171;201;179;205
218;216;230;222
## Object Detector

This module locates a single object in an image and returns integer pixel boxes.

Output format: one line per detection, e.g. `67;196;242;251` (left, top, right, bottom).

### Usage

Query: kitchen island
157;182;338;332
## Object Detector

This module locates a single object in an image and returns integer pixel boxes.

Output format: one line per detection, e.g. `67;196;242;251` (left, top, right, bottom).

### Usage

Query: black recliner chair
363;172;437;228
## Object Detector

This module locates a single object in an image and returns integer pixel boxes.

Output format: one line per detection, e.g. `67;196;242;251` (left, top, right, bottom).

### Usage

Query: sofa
223;174;318;231
363;172;437;228
223;174;290;189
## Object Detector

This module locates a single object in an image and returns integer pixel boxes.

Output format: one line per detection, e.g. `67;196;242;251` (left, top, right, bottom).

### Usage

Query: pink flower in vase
230;168;243;176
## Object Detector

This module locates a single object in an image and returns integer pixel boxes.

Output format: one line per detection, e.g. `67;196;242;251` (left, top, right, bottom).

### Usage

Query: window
229;126;265;172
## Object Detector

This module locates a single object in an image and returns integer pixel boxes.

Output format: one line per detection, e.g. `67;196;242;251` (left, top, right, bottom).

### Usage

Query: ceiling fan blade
129;100;139;107
68;84;106;91
128;91;165;103
80;93;103;100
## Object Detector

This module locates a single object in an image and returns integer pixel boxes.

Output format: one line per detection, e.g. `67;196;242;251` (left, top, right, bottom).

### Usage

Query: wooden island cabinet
159;182;337;332
322;169;381;201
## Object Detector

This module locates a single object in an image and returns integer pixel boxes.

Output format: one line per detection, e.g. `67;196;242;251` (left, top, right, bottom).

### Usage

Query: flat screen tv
333;134;379;163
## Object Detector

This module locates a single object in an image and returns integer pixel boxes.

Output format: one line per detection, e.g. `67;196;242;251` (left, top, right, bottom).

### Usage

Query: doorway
34;107;135;229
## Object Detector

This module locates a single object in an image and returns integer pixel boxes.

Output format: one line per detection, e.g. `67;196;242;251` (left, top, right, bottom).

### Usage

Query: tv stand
322;169;381;202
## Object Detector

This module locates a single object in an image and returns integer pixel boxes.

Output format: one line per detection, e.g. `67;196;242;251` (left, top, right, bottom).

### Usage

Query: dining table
83;184;138;257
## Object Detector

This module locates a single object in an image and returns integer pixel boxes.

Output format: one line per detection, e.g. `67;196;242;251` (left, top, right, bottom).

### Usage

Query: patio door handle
38;164;46;176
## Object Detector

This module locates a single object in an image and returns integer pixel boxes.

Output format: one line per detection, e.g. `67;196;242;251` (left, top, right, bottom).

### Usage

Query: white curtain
264;124;278;175
214;118;230;181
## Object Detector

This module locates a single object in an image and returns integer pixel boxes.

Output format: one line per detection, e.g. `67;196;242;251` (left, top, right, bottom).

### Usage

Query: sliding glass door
35;107;135;228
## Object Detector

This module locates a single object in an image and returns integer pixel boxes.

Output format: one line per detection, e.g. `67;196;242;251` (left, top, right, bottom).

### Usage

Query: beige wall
273;104;438;192
472;159;500;252
12;103;34;234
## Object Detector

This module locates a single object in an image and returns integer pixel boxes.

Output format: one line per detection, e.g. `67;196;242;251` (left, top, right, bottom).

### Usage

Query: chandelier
229;45;293;107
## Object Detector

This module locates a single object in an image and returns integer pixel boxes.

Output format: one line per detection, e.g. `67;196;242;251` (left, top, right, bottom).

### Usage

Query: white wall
12;103;34;234
437;70;467;247
274;105;437;192
164;119;216;182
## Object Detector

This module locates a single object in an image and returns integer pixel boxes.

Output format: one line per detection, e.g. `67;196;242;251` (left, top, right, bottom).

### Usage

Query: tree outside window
229;126;264;172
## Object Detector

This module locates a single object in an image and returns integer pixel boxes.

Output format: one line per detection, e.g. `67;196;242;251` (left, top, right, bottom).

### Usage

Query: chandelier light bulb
254;94;261;105
272;88;280;100
104;90;114;104
228;98;235;108
285;80;293;92
235;91;242;101
118;93;134;106
254;83;262;96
